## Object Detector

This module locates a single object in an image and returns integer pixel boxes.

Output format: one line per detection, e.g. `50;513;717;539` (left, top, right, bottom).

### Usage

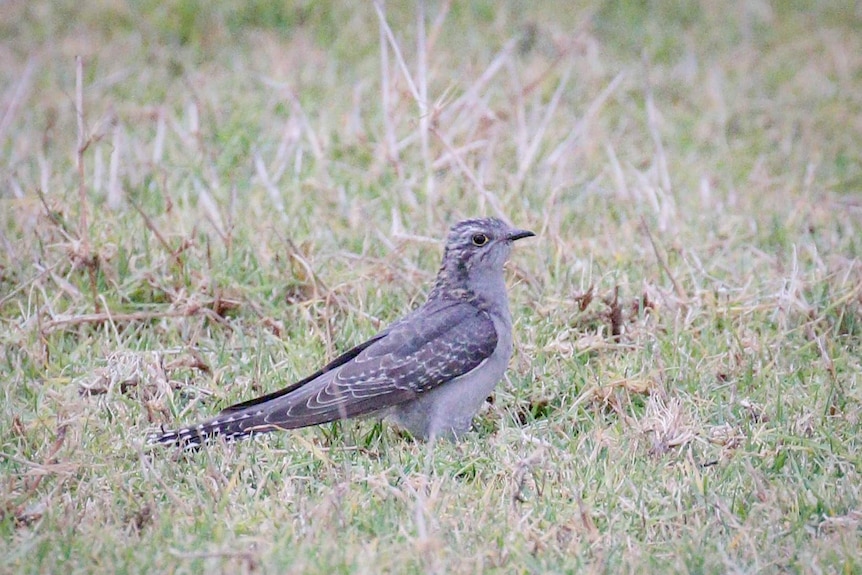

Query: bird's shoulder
365;297;498;358
329;298;499;393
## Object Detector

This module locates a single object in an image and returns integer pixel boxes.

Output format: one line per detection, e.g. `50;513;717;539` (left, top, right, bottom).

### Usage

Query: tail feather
147;410;266;448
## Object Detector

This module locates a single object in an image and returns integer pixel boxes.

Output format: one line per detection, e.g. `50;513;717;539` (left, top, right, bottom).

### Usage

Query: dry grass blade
515;64;572;187
429;125;507;219
640;216;687;302
0;56;37;144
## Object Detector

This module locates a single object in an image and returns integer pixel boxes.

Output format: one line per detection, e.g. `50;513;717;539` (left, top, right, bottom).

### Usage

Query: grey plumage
148;217;533;447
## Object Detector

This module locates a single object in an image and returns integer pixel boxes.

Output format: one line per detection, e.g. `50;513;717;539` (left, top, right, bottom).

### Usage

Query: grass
1;0;861;572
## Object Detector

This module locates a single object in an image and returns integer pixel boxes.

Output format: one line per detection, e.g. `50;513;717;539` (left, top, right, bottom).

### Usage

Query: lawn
1;1;860;573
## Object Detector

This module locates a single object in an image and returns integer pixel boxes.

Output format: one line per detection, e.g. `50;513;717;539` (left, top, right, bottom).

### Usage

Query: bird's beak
506;229;535;242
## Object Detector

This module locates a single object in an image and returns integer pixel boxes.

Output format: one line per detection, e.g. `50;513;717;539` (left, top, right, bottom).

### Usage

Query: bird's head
429;217;534;302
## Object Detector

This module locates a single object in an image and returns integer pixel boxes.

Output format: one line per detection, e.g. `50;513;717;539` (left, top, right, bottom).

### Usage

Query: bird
148;217;534;447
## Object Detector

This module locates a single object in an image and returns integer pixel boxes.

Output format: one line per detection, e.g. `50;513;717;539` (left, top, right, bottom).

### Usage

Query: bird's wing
228;299;498;431
219;332;388;414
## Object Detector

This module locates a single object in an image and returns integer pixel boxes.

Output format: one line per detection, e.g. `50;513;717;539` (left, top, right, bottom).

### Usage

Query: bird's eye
471;233;489;246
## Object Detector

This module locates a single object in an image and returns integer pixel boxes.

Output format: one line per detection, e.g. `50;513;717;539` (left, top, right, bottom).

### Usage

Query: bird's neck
428;264;510;317
428;260;467;301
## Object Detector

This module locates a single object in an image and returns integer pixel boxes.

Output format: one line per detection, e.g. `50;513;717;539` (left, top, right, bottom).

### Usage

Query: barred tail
147;410;267;448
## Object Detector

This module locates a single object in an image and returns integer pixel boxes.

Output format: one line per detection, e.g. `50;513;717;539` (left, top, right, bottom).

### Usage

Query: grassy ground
1;0;861;572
